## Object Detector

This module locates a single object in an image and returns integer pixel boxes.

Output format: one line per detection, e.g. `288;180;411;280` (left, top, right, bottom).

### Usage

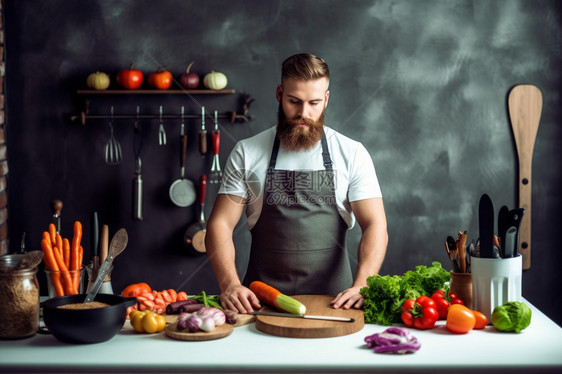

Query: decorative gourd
86;72;110;90
203;71;228;90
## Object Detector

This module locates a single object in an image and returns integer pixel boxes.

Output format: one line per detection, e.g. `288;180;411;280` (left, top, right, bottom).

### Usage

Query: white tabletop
1;299;561;373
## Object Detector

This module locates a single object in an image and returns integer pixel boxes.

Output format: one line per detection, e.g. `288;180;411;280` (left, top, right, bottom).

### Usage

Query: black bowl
42;293;137;344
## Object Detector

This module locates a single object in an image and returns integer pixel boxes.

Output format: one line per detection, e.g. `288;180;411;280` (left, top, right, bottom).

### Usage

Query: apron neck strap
268;130;332;172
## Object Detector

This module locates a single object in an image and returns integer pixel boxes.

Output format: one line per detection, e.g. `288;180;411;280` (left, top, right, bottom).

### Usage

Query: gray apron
243;131;352;295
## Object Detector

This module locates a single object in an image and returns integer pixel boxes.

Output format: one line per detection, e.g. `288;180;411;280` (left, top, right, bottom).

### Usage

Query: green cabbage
491;301;532;333
360;262;451;325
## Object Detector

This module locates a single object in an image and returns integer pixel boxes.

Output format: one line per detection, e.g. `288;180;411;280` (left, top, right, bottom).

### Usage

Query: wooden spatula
508;84;542;270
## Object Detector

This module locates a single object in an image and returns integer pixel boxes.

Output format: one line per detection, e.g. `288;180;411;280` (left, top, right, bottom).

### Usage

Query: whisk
105;106;122;165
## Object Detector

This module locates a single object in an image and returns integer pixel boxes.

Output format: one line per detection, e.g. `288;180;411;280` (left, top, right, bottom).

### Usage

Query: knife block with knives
478;193;525;261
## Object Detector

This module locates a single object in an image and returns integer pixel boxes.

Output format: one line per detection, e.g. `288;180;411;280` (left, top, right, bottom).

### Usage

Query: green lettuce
360;262;451;325
491;301;532;333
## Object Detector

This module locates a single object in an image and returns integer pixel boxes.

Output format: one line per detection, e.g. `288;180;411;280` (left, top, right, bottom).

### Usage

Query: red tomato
148;69;173;89
472;310;488;329
446;304;476;334
401;296;439;330
116;66;144;89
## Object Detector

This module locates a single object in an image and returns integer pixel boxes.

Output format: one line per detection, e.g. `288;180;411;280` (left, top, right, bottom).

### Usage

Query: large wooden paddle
508;84;542;270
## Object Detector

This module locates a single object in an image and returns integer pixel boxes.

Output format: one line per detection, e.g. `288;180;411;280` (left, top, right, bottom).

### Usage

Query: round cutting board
255;295;364;338
165;322;233;341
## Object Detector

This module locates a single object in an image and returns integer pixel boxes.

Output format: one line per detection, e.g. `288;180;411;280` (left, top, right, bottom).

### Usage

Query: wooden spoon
508;84;542;270
84;228;128;303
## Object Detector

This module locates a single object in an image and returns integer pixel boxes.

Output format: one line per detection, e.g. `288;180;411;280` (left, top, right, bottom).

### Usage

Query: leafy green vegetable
491;301;532;333
360;262;451;325
191;291;222;309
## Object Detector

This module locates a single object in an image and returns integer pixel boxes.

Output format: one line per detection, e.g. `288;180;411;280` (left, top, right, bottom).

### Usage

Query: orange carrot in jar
71;221;82;271
49;224;57;246
52;245;76;295
42;231;51;244
61;236;69;269
41;239;64;297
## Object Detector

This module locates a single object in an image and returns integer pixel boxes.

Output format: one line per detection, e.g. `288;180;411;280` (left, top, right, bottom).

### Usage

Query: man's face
276;77;330;151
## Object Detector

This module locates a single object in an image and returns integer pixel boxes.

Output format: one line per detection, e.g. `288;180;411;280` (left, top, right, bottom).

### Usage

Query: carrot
52;245;76;295
49;224;57;246
42;231;51;244
249;281;282;308
41;239;64;297
70;221;82;271
60;235;69;269
249;281;306;315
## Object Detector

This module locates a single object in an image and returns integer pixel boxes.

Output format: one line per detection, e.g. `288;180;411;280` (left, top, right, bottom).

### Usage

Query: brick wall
0;1;8;255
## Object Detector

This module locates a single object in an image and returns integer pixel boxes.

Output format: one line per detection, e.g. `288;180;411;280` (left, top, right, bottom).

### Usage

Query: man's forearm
205;224;242;292
353;224;388;289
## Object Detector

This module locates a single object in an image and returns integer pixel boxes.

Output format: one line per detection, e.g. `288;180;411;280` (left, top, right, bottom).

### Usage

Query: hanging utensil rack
71;90;254;125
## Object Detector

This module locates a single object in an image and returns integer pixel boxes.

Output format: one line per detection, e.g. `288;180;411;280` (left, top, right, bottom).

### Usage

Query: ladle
84;228;128;303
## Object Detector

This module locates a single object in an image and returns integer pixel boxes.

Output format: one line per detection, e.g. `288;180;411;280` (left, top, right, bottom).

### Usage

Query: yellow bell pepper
129;310;166;334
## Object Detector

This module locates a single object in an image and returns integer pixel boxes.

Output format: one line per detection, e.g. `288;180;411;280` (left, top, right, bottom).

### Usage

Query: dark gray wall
4;0;561;325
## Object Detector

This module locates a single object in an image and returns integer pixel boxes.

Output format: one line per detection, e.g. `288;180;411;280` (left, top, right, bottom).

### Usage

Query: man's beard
276;103;324;151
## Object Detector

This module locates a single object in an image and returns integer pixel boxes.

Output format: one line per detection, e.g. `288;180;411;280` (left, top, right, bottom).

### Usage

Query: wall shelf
72;89;253;125
76;89;236;95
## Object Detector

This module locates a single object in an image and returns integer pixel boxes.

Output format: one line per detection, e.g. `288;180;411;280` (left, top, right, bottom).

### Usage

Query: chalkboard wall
4;0;562;325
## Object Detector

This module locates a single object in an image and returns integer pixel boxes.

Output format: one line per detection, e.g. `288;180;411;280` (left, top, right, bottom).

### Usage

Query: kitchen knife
497;205;509;258
478;194;495;258
251;311;355;323
504;226;517;258
507;208;525;257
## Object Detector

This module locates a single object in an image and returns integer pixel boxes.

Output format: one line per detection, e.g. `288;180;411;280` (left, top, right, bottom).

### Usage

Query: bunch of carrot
126;289;189;317
40;221;84;297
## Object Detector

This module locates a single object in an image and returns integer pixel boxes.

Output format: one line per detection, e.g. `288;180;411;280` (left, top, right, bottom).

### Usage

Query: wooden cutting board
164;313;256;341
255;295;364;338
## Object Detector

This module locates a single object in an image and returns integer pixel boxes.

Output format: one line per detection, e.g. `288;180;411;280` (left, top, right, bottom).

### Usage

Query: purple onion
364;327;421;354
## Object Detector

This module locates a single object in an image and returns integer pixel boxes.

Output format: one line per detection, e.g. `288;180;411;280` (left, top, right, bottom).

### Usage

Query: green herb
360;262;451;325
191;291;222;309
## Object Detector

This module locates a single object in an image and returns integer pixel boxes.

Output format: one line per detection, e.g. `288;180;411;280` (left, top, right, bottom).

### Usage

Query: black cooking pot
42;293;137;344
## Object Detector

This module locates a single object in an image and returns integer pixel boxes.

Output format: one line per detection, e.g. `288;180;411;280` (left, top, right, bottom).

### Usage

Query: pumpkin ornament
86;72;110;90
203;71;228;90
148;68;173;90
116;64;144;90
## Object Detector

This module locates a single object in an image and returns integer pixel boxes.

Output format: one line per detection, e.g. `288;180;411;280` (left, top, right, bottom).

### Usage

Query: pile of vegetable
360;262;451;325
122;283;188;316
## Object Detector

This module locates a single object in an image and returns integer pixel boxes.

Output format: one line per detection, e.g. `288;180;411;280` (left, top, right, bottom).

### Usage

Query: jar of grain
0;254;40;339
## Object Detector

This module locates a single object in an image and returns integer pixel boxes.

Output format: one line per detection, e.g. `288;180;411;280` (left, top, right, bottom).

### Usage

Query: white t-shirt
219;126;382;230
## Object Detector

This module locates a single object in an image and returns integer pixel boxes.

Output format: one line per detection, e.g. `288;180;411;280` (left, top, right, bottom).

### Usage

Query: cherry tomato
431;290;445;298
448;292;458;300
450;298;464;306
446;304;476;334
472;310;488;329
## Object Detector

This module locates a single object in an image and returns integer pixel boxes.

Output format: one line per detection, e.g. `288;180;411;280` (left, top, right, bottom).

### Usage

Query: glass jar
0;255;40;339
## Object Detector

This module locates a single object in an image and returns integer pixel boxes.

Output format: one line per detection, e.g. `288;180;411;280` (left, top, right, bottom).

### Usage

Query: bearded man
205;53;388;313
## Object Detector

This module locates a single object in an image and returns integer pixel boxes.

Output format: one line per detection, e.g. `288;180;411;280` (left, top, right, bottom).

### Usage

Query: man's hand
330;286;364;309
220;284;261;314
